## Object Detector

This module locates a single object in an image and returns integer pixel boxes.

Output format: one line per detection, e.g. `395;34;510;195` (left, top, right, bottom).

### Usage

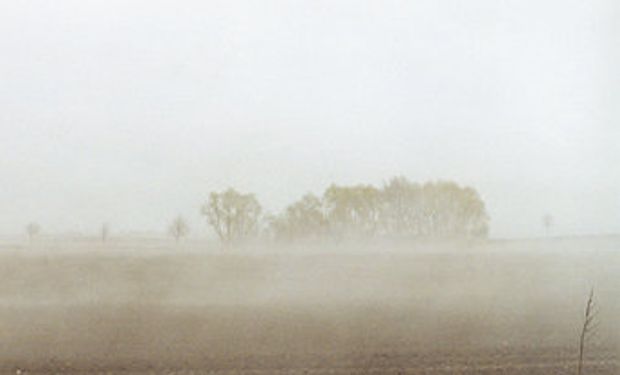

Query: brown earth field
0;236;618;374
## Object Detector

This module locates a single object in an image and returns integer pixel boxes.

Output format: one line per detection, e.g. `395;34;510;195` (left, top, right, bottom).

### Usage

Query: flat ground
0;236;618;374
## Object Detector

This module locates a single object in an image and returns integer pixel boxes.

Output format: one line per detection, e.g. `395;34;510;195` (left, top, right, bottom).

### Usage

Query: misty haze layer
0;237;618;373
0;1;618;238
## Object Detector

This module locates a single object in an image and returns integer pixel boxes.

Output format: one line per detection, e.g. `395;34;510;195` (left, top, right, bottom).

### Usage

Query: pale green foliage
201;188;262;244
323;184;382;239
412;181;489;239
269;194;327;241
268;177;489;243
381;176;423;236
168;216;190;243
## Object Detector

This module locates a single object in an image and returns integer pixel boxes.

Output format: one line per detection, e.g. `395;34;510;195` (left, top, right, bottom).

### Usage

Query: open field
0;236;618;374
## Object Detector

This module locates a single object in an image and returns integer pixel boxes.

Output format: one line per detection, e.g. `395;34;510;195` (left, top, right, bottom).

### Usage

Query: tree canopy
201;188;262;244
204;178;488;246
269;194;327;241
268;177;488;243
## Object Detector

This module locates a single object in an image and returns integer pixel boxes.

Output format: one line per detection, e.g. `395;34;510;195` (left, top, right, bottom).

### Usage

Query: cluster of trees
22;177;490;246
201;177;489;245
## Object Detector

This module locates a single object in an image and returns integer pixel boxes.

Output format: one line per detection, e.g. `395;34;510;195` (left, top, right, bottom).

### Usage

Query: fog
0;237;618;373
1;0;619;238
0;1;619;373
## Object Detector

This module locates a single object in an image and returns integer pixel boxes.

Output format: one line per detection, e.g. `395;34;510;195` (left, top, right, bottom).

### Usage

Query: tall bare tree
201;188;261;245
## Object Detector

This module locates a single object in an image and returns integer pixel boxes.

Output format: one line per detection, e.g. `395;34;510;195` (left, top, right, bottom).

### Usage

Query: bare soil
0;237;617;374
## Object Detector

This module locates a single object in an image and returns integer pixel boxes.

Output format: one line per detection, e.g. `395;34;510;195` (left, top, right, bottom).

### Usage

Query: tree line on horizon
22;177;489;246
201;176;489;245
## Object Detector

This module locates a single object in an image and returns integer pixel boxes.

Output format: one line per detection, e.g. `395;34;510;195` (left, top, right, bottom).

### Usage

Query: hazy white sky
0;1;618;238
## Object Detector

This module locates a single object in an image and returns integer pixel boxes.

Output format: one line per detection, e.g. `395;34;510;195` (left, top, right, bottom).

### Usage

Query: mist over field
1;0;619;239
1;0;619;373
0;237;617;374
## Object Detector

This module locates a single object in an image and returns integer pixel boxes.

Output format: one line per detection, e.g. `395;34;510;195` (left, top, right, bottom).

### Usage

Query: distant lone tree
201;188;262;245
26;222;41;243
169;216;190;243
543;214;553;236
101;223;110;243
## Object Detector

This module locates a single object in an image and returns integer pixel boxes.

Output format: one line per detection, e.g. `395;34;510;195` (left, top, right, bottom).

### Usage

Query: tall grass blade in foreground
577;288;597;375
